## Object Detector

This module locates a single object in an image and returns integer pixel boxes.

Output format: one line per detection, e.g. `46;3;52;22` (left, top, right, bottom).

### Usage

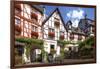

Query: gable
42;8;67;31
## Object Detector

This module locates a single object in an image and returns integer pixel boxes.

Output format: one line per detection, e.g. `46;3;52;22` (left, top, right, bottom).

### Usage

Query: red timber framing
14;3;43;38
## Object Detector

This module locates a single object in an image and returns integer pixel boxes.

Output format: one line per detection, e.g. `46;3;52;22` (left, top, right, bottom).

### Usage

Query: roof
31;5;44;14
66;18;95;35
42;8;67;32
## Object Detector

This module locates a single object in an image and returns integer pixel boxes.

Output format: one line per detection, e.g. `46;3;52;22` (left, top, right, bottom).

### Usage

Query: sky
42;5;95;28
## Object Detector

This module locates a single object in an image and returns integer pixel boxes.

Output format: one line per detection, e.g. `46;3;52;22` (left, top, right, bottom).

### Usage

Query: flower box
31;31;38;38
60;35;64;40
48;32;55;37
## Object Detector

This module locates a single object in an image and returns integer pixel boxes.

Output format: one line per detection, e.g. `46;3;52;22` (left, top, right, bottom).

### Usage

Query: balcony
60;35;64;40
48;32;55;37
31;31;39;38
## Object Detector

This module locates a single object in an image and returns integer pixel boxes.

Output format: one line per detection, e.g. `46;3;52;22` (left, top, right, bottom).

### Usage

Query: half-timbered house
15;4;44;63
42;8;68;58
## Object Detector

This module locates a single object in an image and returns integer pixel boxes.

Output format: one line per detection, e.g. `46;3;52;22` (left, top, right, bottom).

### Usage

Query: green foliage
16;37;44;59
78;36;95;59
50;49;56;55
25;44;31;59
16;37;43;46
78;36;94;48
57;40;70;48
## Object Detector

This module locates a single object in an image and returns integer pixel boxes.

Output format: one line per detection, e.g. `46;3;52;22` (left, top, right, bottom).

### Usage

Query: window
48;28;55;39
54;17;60;27
15;8;21;15
70;33;74;40
60;31;64;35
31;26;37;32
31;13;38;21
25;23;28;28
78;35;82;40
49;28;54;32
15;18;20;25
15;4;21;15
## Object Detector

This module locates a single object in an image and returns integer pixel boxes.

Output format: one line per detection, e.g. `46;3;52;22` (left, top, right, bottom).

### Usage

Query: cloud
67;9;85;28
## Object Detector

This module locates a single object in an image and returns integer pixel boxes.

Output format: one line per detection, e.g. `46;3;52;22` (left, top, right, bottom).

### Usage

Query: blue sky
42;5;95;25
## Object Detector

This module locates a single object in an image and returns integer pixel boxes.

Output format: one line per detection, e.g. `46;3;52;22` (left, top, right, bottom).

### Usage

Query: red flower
48;32;55;37
60;35;64;40
31;31;38;38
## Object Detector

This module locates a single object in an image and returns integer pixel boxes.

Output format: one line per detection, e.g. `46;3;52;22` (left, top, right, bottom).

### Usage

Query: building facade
14;4;95;64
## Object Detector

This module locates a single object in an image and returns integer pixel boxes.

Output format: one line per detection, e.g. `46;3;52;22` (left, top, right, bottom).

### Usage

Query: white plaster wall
44;40;57;53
